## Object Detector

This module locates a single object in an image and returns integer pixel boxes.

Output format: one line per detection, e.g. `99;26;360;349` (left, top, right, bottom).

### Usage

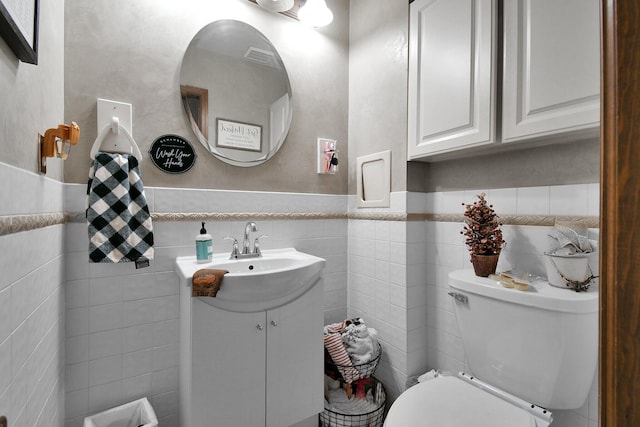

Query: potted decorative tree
462;193;505;277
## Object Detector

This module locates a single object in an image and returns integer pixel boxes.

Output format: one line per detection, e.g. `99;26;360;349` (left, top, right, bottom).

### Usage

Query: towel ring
90;117;143;160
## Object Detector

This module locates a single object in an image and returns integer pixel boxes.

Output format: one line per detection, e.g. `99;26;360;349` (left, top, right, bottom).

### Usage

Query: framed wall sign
216;118;262;152
149;134;197;174
0;0;39;64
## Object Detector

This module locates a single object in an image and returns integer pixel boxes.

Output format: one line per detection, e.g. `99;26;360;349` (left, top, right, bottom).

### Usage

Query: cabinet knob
256;323;264;330
270;320;278;327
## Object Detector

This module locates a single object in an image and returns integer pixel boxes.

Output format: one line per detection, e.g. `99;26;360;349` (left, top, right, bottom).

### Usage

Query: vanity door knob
256;323;264;330
270;320;278;327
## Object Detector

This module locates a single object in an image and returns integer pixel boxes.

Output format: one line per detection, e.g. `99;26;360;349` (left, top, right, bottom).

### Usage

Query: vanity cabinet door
501;0;600;143
408;0;497;158
191;299;267;427
265;281;324;427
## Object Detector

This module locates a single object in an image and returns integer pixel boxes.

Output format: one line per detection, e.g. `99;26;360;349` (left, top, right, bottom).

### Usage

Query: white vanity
175;248;326;427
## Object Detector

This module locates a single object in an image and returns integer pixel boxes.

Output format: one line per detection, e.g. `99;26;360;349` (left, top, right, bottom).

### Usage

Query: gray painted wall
422;137;600;192
349;0;410;194
0;0;65;180
64;0;349;194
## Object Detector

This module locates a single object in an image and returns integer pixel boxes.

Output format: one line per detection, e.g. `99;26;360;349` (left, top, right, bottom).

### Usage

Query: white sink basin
175;248;326;312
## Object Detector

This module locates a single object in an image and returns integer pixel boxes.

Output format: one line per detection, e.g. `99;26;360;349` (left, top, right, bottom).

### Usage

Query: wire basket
320;376;386;427
324;342;382;383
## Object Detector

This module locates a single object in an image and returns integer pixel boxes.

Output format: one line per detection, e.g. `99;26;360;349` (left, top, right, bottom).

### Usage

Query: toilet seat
384;374;552;427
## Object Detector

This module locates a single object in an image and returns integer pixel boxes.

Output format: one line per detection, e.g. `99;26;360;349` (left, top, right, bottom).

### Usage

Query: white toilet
385;269;599;426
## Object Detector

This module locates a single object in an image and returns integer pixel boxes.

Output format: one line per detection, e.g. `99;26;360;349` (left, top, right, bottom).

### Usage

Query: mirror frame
180;20;293;167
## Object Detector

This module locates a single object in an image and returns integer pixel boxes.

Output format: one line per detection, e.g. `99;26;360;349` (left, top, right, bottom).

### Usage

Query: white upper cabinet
408;0;497;159
408;0;600;160
502;0;600;143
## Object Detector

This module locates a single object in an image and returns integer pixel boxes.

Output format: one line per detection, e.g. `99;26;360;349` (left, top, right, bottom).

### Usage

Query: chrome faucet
225;222;266;259
242;221;258;255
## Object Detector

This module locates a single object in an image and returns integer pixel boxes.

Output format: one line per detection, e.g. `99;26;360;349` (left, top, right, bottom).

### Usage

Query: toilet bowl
385;269;598;426
384;373;551;426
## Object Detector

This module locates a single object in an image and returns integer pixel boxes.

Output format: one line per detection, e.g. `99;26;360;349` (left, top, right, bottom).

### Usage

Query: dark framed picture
0;0;39;64
216;118;262;152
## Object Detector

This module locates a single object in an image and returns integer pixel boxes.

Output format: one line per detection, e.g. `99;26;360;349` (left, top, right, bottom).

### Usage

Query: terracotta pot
471;254;500;277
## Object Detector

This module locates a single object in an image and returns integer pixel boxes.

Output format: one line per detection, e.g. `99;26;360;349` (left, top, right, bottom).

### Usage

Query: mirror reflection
180;20;292;167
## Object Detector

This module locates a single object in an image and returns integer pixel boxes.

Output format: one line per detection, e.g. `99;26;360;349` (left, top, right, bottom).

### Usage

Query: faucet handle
253;235;268;255
224;236;240;259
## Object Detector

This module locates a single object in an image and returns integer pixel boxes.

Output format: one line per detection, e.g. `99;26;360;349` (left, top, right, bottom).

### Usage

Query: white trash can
83;397;158;427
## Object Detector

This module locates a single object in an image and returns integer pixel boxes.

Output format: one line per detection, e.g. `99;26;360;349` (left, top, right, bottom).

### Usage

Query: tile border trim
0;211;600;236
0;212;67;236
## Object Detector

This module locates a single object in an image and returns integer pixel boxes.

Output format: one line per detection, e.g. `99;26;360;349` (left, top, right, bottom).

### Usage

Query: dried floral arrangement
462;193;505;256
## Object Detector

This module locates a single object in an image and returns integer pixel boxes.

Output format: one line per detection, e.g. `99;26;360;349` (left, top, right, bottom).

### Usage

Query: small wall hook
39;122;80;174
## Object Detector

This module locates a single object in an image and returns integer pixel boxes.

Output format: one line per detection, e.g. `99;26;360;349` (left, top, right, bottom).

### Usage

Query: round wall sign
149;134;197;174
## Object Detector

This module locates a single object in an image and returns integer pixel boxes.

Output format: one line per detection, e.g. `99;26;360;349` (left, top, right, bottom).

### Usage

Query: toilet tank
448;269;598;410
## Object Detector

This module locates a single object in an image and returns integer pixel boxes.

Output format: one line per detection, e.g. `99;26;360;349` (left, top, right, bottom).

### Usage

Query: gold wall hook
39;122;80;173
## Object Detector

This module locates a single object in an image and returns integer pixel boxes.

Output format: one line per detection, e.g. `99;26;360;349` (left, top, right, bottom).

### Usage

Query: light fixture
297;0;333;27
256;0;294;13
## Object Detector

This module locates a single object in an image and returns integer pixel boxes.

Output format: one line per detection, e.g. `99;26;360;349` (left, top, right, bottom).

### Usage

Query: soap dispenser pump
196;222;213;263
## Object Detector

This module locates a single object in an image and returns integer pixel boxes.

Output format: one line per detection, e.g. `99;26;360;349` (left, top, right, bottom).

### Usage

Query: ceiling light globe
257;0;295;13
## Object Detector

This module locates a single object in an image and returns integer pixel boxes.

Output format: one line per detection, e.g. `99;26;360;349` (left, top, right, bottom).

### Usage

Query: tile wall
0;165;599;427
63;184;348;427
349;185;599;427
0;162;66;427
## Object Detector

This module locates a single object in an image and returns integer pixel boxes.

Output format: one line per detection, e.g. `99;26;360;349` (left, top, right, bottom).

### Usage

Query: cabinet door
191;299;267;427
502;0;600;143
265;281;324;427
408;0;497;158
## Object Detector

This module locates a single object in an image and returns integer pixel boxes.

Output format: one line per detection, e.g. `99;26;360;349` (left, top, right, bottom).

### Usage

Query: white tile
0;288;10;343
66;279;90;309
66;307;89;337
122;348;153;378
0;337;10;396
152;367;179;396
65;223;88;253
153;319;180;347
181;189;208;213
152;295;180;322
66;334;89;364
65;389;89;419
153;188;182;213
153;343;180;371
90;277;123;306
65;362;89;392
88;303;123;333
89;355;122;387
88;380;122;413
122;373;152;402
436;191;464;214
89;329;122;360
123;299;156;327
487;188;517;215
123;323;155;353
64;183;87;213
550;184;589;215
516;186;550;215
0;163;12;215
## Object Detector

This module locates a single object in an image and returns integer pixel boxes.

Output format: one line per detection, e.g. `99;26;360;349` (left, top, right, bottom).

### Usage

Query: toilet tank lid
449;269;598;314
385;375;549;427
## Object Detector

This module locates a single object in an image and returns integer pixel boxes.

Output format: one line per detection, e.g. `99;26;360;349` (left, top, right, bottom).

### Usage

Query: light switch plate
97;98;132;134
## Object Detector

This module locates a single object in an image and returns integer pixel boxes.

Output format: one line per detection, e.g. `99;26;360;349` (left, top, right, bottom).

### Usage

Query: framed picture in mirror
216;118;262;152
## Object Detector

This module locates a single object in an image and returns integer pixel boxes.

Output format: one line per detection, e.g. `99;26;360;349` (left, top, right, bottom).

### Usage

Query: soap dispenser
196;222;213;263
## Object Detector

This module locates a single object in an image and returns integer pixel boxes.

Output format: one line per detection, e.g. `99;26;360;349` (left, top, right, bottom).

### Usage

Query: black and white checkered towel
87;152;154;263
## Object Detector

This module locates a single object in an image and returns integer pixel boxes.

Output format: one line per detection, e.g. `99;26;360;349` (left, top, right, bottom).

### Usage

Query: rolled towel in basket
342;323;379;364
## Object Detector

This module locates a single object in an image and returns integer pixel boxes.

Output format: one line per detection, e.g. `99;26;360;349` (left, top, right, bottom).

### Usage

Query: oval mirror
180;20;292;167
